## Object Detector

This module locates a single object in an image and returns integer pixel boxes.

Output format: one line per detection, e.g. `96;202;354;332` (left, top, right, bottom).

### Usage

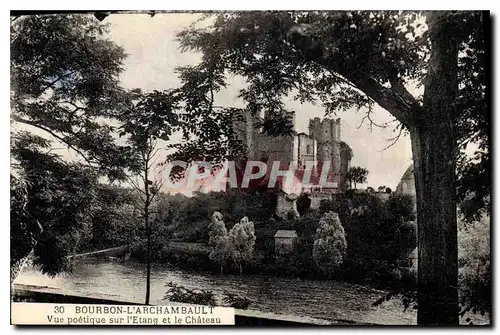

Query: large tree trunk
411;126;458;325
412;11;460;325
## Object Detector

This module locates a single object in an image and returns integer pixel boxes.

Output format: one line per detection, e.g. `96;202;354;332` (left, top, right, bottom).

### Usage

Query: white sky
106;13;413;190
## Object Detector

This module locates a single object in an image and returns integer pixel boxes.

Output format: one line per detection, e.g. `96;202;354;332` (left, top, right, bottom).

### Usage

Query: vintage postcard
10;10;490;326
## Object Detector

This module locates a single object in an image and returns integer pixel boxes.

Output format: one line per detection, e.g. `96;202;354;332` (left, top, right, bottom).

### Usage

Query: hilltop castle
232;110;353;193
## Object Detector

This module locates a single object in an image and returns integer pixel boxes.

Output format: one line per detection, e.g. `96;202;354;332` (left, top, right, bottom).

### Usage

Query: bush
222;291;253;309
274;238;316;278
458;211;491;317
317;193;414;286
293;210;322;239
385;194;415;221
296;193;312;216
313;212;347;277
164;282;216;306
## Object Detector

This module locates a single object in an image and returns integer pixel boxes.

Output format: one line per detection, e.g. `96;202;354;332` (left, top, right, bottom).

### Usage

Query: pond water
14;258;485;325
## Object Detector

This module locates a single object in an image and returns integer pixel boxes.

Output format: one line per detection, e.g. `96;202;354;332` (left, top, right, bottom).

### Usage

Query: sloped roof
274;230;298;238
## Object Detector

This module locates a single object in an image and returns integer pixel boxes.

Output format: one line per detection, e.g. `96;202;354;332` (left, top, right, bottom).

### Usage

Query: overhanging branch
12;115;96;167
287;24;420;128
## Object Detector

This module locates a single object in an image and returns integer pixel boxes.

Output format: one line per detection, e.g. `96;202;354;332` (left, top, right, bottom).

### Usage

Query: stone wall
297;134;316;168
253;133;295;166
275;193;299;218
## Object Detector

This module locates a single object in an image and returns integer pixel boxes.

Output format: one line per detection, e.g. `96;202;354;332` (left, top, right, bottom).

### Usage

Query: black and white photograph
9;8;491;326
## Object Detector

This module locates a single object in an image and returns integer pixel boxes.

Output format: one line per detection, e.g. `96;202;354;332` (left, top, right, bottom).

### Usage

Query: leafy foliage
320;193;414;284
11;140;98;276
208;212;232;272
455;12;489;223
164;282;216;306
346;166;369;189
80;185;141;252
229;216;256;274
222;290;253;309
374;211;491;322
11;14;133;181
313;212;347;276
296;193;312;216
10;14;133;277
458;211;491;317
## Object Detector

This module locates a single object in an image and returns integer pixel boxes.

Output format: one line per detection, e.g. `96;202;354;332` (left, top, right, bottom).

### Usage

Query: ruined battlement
308;117;341;143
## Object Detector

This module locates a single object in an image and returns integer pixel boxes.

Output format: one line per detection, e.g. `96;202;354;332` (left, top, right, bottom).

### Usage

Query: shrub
275;238;316;278
293;210;322;239
164;282;216;306
317;193;414;286
313;212;347;277
222;291;253;309
458;211;491;317
385;194;415;221
296;193;312;215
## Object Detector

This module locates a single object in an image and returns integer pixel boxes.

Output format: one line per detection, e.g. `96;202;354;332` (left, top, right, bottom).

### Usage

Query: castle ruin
232;110;353;210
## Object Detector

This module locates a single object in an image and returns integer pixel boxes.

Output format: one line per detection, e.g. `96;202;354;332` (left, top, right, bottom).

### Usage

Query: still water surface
16;258;420;325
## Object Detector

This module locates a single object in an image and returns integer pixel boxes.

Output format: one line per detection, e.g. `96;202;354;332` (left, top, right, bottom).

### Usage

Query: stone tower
308;117;342;176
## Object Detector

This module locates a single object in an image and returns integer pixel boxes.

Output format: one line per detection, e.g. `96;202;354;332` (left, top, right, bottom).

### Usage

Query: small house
274;230;298;254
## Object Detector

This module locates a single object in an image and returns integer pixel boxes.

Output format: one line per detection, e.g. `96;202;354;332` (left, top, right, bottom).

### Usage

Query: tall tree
10;14;133;277
346;166;369;189
118;89;180;305
172;11;488;324
229;216;256;275
208;211;232;274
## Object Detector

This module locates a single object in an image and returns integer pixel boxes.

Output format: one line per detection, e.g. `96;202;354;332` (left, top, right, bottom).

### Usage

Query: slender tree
129;138;161;305
118;89;180;305
208;211;232;274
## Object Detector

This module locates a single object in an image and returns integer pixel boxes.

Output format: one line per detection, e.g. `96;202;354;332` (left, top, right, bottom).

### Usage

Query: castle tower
331;118;342;174
231;109;261;159
309;117;343;177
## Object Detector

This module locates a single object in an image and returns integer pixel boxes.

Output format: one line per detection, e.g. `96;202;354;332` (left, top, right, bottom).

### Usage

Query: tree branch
336;74;416;129
39;70;77;95
357;104;394;131
379;126;404;151
12;115;96;167
127;175;147;197
287;24;420;128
